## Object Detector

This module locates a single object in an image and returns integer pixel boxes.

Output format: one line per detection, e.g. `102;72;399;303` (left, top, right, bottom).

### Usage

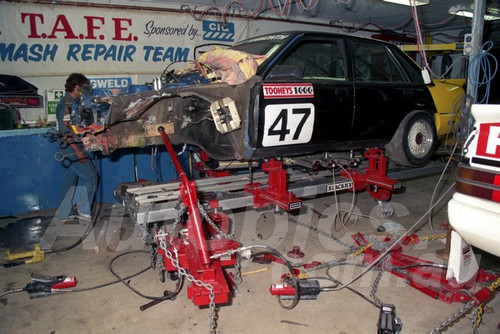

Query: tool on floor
24;273;78;298
270;278;335;300
252;253;286;265
280;319;308;327
4;244;45;267
287;246;305;259
240;268;268;276
377;303;402;334
139;290;172;311
0;273;77;299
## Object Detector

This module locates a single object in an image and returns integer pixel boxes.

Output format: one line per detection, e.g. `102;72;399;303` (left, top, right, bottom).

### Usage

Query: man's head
65;73;91;98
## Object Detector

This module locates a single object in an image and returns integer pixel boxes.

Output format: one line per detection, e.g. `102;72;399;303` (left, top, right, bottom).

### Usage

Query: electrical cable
409;0;431;75
325;266;380;308
468;41;498;104
181;0;467;34
322;181;456;292
427;141;458;235
66;263;152;293
1;250;181;303
0;288;24;298
108;249;183;301
45;154;101;254
328;160;382;232
330;165;358;232
247;244;299;310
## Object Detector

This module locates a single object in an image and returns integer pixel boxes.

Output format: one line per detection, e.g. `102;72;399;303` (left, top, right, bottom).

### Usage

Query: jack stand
4;244;45;267
245;158;302;211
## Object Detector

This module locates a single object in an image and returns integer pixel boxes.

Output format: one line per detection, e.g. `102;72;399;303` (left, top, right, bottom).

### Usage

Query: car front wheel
385;111;436;167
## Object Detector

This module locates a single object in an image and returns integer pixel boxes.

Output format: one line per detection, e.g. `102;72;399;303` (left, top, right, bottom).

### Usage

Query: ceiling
151;0;500;40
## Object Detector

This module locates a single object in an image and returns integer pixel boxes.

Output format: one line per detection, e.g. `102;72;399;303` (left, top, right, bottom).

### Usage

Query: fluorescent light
383;0;429;6
449;4;500;21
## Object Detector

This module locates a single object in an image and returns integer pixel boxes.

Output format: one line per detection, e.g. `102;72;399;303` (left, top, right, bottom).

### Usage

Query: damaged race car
77;31;464;167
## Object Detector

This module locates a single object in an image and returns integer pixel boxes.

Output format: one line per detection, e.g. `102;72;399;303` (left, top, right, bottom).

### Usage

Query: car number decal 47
262;103;315;147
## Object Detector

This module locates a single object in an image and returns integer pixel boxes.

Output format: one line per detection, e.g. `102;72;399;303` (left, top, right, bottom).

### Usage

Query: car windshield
232;33;290;59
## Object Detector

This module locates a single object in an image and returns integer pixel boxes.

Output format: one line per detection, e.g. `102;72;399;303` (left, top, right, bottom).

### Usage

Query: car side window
350;39;407;83
275;40;346;81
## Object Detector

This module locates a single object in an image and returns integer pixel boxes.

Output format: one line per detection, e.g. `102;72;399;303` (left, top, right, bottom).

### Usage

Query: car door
256;36;354;155
348;38;430;142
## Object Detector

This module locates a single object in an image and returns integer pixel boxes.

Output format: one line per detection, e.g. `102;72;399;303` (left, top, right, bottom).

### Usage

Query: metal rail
116;160;447;225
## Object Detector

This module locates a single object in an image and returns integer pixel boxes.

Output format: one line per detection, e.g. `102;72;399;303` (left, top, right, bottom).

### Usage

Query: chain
420;234;447;241
135;202;154;244
487;276;500;292
370;255;388;307
232;253;242;285
287;216;355;251
198;202;237;242
159;239;217;334
430;275;500;333
429;301;475;334
197;202;243;285
170;201;186;235
472;304;482;333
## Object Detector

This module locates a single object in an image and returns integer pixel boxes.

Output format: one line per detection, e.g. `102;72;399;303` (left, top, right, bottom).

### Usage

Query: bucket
0;105;14;130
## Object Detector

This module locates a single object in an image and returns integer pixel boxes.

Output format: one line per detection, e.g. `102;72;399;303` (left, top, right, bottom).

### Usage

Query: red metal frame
157;127;240;307
343;148;401;202
352;232;500;304
245;158;302;211
244;149;400;211
194;151;231;178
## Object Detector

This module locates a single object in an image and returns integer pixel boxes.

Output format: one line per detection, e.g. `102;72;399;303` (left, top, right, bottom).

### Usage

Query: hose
108;250;183;301
45;154;101;254
247;244;300;310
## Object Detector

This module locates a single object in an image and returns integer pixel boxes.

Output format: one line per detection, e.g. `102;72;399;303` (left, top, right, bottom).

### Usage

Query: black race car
79;31;462;167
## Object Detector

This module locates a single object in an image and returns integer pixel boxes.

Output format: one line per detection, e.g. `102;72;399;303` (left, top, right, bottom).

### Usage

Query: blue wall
0;128;188;216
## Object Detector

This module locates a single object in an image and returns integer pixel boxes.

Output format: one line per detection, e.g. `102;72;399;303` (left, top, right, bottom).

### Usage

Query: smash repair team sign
0;3;243;76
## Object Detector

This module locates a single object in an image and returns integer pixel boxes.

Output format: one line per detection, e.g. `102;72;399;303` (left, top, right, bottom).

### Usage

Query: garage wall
0;128;189;216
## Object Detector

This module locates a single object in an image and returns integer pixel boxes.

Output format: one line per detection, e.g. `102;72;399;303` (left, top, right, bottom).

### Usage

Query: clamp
1;273;78;299
4;244;45;267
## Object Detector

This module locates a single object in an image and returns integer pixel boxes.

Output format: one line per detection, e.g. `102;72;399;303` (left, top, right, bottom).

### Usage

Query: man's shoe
60;215;78;223
77;212;92;221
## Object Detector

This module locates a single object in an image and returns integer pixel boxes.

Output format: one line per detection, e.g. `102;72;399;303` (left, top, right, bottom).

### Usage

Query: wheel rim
407;119;433;158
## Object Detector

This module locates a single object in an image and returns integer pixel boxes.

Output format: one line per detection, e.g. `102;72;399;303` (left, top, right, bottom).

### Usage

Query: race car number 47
262;103;315;147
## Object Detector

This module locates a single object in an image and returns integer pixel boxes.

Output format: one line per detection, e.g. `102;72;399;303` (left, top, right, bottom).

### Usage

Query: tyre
385;111;436;167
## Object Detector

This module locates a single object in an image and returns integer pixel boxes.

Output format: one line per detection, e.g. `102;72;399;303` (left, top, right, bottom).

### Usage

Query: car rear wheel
385;111;436;167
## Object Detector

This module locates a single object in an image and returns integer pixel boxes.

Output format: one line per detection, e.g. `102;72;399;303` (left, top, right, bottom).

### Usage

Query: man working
56;73;97;221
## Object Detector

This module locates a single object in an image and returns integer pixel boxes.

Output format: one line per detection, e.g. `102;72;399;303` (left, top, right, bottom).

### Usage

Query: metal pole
158;126;211;266
466;0;486;102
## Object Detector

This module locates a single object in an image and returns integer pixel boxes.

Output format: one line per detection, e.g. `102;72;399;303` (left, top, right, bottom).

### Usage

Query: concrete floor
1;165;500;334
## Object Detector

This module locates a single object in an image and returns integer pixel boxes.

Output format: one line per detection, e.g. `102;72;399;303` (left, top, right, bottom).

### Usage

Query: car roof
236;30;395;47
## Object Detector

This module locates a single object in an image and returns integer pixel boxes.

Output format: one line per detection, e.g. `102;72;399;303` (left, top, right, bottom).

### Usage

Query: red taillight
456;164;500;203
494;175;500;202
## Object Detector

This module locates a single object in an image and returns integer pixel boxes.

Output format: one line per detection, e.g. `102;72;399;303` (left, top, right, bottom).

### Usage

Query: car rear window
349;39;408;83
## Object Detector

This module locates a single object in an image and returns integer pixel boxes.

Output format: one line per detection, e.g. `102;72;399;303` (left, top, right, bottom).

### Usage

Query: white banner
0;3;248;76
